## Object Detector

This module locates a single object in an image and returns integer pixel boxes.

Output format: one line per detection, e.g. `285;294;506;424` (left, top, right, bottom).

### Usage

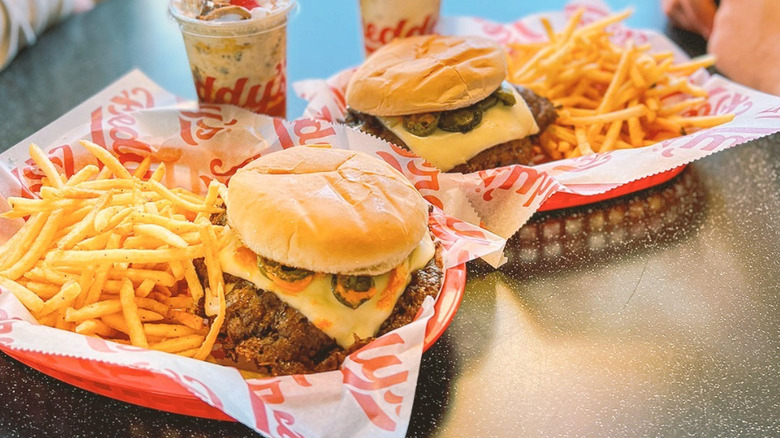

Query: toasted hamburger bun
346;35;508;116
226;146;429;276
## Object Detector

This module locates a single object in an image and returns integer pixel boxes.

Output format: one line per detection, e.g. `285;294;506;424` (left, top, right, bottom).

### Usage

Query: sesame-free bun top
226;146;429;276
346;35;507;117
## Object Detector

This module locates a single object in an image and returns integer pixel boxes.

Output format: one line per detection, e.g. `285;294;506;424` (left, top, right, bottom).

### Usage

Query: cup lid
169;0;296;26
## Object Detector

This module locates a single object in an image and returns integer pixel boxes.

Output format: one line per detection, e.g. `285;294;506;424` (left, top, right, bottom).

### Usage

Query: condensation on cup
359;0;441;56
169;0;296;118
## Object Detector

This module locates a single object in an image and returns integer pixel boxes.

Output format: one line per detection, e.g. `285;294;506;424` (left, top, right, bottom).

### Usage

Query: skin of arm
708;0;780;95
661;0;717;38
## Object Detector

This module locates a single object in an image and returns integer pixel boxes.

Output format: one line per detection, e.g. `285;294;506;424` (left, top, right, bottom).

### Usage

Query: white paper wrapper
0;70;506;437
293;0;780;242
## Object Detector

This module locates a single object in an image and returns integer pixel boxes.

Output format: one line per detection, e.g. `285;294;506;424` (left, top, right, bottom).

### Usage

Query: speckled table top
1;0;778;437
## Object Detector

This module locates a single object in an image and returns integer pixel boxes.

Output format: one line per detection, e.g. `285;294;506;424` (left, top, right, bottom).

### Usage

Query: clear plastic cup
169;0;296;117
359;0;441;56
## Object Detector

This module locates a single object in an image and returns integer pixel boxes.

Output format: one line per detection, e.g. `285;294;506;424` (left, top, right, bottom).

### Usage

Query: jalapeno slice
402;113;440;136
476;94;499;112
331;275;377;309
438;107;483;133
495;86;517;106
258;256;313;283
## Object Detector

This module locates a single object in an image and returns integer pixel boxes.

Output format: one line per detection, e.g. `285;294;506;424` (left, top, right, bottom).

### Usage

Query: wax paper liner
0;70;506;438
293;0;780;241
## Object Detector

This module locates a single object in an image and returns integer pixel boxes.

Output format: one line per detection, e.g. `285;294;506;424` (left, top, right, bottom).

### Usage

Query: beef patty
343;85;557;173
196;240;444;376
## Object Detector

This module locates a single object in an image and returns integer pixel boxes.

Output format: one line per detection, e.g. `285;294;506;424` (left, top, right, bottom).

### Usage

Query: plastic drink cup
169;0;295;117
359;0;441;56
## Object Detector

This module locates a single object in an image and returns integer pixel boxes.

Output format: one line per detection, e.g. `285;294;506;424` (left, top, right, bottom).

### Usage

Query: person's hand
708;0;780;95
662;0;717;38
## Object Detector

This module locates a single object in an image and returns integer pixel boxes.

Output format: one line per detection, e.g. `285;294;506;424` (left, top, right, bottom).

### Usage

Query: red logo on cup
363;14;438;54
194;62;287;117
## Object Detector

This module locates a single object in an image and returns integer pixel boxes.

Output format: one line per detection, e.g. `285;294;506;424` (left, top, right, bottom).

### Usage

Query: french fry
134;224;189;248
136;296;170;316
670;114;735;128
57;192;112;250
79;140;132;179
167;295;193;309
74;267;96;309
167;262;185;284
120;278;148;348
29;143;65;189
0;275;45;313
74;319;117;337
95;165;114;180
129;211;200;233
99;313;129;334
175;348;199;358
94;206;133;234
65;299;122;322
150;334;205;353
195;180;222;222
168;309;207;331
0;213;48;271
37;281;81;317
1;209;64;280
194;282;225;360
139;180;220;214
197;218;223;317
65;164;100;186
137;308;165;322
566;105;647;125
77;179;135;191
507;8;731;161
135;279;156;298
182;259;205;307
143;323;199;338
149;163;166;182
1;140;228;366
46;245;206;266
73;231;113;250
106;268;176;287
133;156;152;179
23;281;61;299
83;233;122;306
122;235;168;249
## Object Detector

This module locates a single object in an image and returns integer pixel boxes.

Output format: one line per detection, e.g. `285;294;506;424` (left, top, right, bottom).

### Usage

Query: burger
343;35;557;173
200;146;443;376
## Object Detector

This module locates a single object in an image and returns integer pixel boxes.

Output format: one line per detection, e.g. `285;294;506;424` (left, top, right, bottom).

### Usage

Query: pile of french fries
0;141;227;360
507;9;735;161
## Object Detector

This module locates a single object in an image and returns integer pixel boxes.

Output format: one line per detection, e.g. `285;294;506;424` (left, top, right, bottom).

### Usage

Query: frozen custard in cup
170;0;295;117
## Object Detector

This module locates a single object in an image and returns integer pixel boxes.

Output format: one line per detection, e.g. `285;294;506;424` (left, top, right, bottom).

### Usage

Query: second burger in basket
344;35;557;173
201;146;443;376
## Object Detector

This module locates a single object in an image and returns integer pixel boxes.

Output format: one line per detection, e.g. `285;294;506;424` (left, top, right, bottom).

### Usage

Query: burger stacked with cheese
203;146;443;375
344;35;557;173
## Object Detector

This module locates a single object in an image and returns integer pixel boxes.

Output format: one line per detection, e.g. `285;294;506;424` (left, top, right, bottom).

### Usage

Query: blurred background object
662;0;780;96
0;0;101;71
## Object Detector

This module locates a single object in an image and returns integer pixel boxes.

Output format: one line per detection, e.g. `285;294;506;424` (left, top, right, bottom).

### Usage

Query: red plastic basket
0;263;467;421
539;165;687;212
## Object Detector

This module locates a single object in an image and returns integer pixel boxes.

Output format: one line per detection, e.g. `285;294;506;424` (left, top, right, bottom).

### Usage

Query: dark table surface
1;0;779;437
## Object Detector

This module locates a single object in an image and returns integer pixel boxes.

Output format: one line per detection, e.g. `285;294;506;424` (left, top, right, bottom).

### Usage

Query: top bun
346;35;507;117
226;146;429;276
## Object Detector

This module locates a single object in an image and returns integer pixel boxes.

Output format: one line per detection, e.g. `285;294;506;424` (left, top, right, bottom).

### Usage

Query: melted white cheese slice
376;86;539;171
218;232;436;348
